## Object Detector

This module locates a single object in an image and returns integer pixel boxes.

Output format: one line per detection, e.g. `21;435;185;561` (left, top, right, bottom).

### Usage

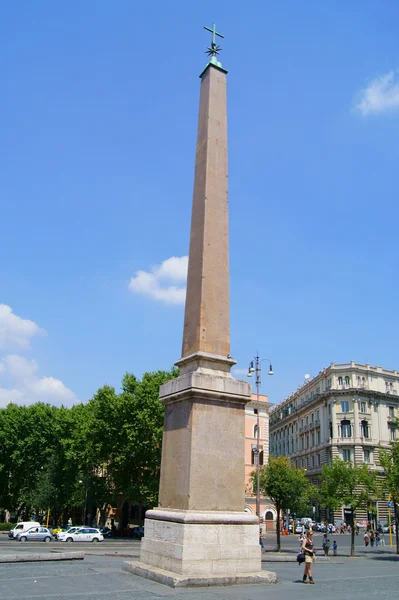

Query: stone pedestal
124;360;277;587
123;509;276;587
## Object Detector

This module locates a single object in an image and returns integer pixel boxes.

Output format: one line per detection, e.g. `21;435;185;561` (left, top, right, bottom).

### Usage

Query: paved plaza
0;534;398;599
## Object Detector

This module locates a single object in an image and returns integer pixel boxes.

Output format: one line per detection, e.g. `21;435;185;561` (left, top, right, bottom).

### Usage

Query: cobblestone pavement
0;550;398;600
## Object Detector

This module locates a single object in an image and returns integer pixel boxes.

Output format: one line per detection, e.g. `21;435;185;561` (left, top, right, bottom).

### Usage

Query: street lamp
247;353;274;520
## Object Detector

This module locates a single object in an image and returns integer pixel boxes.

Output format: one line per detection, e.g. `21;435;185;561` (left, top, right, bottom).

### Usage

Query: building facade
244;393;276;529
269;362;399;523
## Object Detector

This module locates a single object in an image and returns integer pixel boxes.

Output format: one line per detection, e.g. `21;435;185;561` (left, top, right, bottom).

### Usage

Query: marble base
123;509;277;588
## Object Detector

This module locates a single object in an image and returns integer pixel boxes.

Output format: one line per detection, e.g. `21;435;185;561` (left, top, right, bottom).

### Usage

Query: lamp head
249;361;255;373
268;364;274;376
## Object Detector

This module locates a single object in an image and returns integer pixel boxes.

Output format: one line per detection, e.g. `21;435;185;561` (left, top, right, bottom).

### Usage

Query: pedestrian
259;529;264;551
301;529;316;584
67;517;72;527
364;532;369;547
333;540;337;556
375;532;380;547
356;523;359;535
322;533;331;556
370;531;375;547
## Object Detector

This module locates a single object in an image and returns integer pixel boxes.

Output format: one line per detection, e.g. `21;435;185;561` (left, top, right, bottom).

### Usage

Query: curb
262;554;330;562
0;551;84;563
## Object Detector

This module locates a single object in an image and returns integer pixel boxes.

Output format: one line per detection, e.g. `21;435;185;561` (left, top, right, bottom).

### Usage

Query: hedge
0;523;14;531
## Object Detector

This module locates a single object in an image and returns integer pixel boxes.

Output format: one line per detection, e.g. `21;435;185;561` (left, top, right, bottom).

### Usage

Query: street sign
388;501;394;508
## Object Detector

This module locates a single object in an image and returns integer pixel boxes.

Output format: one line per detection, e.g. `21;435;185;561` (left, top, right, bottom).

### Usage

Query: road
0;533;398;600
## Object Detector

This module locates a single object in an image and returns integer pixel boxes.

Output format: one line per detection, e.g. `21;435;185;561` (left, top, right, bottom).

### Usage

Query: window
341;400;350;413
254;409;258;415
389;406;395;417
329;422;333;438
301;419;304;428
251;445;261;465
311;433;315;447
306;435;309;449
301;437;304;450
306;416;309;426
360;401;367;413
338;376;343;387
362;377;366;388
254;424;260;438
328;404;331;415
312;455;315;467
345;376;350;388
341;419;352;438
364;449;371;464
361;420;369;438
342;449;351;462
317;430;321;444
316;410;320;420
311;413;314;422
318;454;321;466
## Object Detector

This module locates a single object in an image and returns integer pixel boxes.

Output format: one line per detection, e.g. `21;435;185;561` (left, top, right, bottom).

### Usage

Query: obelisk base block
123;509;277;587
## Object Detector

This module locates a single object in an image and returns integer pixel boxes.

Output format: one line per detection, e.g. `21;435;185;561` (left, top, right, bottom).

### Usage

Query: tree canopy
378;442;399;554
258;455;315;551
320;458;378;556
0;368;178;525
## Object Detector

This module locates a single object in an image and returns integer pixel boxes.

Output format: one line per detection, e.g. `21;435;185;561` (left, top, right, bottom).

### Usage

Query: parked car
8;521;41;539
132;526;144;539
58;527;104;543
295;523;303;534
16;527;53;542
100;526;112;538
56;527;82;541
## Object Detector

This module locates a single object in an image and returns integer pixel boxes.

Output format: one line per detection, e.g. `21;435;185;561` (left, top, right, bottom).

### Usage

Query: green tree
320;458;378;556
378;442;399;554
110;368;178;508
258;456;314;551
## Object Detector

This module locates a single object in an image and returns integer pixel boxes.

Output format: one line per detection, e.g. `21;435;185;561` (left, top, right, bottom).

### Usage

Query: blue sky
1;0;399;407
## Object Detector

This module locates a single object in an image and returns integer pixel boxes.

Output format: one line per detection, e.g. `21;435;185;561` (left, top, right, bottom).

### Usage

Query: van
8;521;41;539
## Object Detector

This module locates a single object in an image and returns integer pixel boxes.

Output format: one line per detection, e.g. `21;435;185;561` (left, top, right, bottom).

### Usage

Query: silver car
16;526;53;542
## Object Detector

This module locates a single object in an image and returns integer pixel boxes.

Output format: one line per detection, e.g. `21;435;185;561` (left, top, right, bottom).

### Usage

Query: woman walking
302;529;316;584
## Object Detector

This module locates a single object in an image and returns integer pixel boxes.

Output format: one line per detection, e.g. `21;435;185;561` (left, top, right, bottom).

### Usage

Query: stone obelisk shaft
182;64;230;360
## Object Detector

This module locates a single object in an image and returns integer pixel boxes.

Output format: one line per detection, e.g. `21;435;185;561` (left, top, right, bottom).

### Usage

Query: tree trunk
351;510;355;556
276;503;281;552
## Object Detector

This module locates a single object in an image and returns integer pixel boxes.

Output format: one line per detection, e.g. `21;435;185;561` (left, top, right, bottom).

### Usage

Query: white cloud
356;70;399;116
0;353;77;408
0;305;77;407
0;304;46;349
129;256;188;305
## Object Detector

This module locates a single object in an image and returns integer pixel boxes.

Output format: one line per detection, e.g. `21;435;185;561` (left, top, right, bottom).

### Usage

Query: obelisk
123;25;277;587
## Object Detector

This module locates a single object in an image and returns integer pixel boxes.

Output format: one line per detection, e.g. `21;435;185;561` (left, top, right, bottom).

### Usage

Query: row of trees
260;449;399;555
0;368;177;525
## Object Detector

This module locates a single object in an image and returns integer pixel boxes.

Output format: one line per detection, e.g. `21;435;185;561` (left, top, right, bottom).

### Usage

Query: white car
56;527;82;541
58;527;104;543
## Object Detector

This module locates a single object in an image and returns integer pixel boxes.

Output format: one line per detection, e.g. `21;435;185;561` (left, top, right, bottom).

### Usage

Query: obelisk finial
204;23;224;68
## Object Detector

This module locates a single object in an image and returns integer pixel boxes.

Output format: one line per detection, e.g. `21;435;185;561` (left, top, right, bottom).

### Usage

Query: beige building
269;362;399;523
244;394;276;529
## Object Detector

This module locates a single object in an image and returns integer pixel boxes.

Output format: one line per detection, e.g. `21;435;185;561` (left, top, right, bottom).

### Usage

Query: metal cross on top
204;23;224;58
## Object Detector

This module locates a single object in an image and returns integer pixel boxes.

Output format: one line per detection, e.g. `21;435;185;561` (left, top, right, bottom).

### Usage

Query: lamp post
79;479;88;526
247;353;274;520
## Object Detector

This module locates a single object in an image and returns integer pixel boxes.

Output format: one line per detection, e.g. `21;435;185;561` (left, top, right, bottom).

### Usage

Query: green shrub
0;523;14;531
